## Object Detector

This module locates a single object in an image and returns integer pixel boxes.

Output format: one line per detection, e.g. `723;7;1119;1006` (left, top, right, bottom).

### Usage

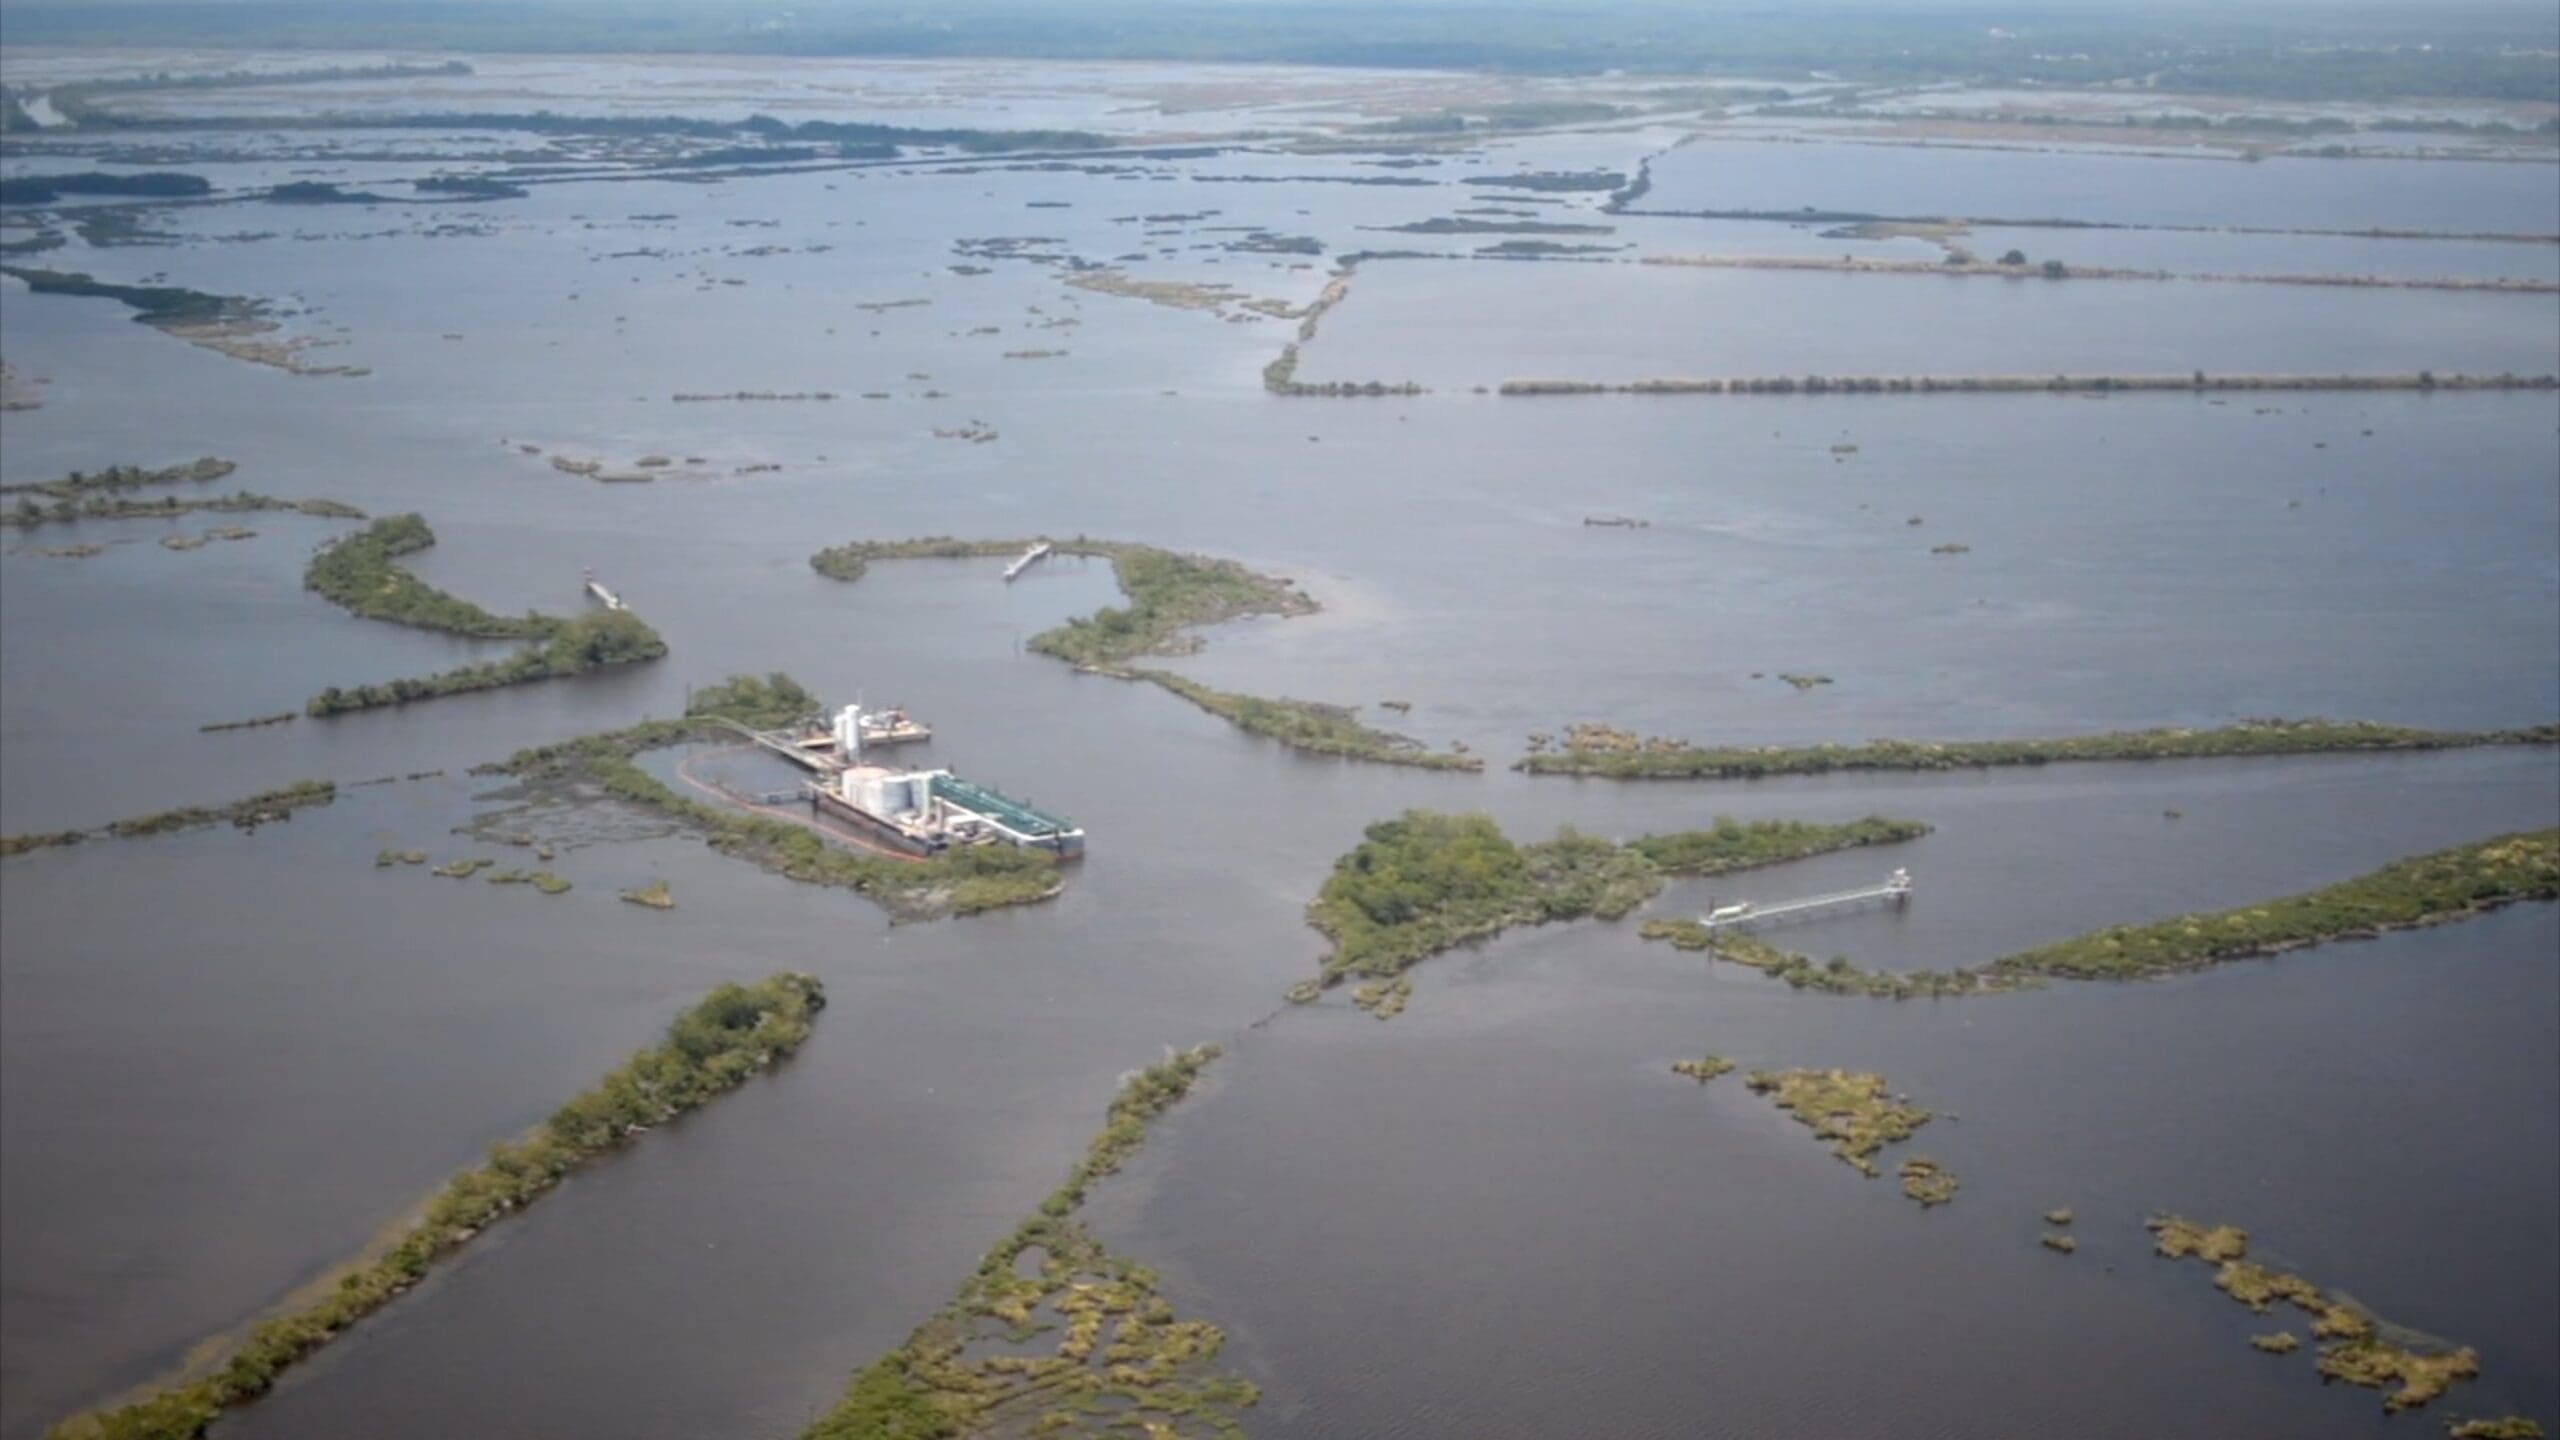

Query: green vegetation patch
2147;1213;2486;1413
0;266;240;328
1298;810;1930;1012
813;535;1488;770
1517;718;2558;780
1641;829;2559;996
304;514;545;639
1135;668;1480;771
811;534;1314;668
303;515;666;715
1637;920;2029;1000
1671;1055;1734;1082
801;1045;1255;1440
74;780;338;842
489;674;1062;921
0;457;235;500
1741;1068;1939;1193
1989;829;2560;981
46;973;823;1440
5;469;364;530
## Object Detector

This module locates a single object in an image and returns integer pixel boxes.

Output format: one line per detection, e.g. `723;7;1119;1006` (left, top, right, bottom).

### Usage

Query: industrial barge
743;703;1083;858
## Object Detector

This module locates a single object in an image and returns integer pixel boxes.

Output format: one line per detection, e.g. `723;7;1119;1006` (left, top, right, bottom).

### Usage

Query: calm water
1638;137;2560;234
1298;259;2560;384
1;58;2555;1440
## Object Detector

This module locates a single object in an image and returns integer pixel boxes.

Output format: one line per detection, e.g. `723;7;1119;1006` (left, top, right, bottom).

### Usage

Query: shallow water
1637;137;2560;235
1297;258;2560;384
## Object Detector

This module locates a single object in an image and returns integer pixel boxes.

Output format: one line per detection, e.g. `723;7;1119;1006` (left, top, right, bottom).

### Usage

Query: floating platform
811;765;1083;857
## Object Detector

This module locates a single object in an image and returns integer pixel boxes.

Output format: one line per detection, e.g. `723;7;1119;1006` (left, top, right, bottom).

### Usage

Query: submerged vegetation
1517;718;2559;779
802;1044;1255;1440
1291;810;1928;1011
489;674;1063;921
303;514;666;714
46;973;823;1440
2146;1214;2487;1413
4;781;337;859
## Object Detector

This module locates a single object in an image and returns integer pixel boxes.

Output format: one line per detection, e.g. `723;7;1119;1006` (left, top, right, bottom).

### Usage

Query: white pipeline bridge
1700;869;1912;933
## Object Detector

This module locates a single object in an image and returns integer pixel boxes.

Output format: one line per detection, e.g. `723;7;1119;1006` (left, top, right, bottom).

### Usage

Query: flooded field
3;48;2555;1440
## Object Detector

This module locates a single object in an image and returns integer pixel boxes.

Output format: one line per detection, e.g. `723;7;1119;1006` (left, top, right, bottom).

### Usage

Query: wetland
2;31;2554;1440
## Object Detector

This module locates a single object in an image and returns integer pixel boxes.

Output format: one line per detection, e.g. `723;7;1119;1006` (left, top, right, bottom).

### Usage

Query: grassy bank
1293;810;1929;1012
1516;718;2559;780
814;535;1476;771
802;1045;1255;1440
1130;668;1481;770
303;515;665;714
1988;829;2560;980
1638;828;2558;995
489;674;1062;921
46;973;824;1440
3;781;336;859
1638;919;2032;1000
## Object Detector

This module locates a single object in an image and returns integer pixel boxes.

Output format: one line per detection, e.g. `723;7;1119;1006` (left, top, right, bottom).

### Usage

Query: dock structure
1002;541;1054;582
582;568;627;611
1701;869;1912;933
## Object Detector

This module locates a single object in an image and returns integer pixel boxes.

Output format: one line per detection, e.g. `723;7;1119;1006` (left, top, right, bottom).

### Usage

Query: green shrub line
0;266;239;328
303;514;546;639
1132;668;1481;770
1639;828;2560;994
45;973;825;1440
802;1044;1256;1440
302;515;667;715
1988;828;2560;980
3;781;337;859
810;535;1473;770
5;488;364;531
1289;810;1930;1014
1517;718;2560;780
0;457;235;498
487;674;1063;921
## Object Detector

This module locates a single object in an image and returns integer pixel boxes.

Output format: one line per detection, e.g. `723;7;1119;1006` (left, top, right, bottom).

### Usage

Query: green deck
932;773;1076;838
